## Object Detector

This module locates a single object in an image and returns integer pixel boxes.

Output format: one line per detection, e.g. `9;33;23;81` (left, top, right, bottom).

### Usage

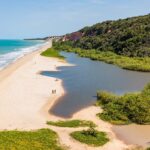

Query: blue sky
0;0;150;39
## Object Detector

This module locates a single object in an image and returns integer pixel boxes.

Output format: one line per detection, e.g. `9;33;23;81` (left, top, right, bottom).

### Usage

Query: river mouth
41;51;150;147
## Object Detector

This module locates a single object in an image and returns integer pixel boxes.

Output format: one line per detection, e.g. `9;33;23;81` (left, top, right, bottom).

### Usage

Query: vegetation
53;42;150;72
72;14;150;58
70;127;109;147
96;83;150;125
47;120;96;128
0;129;63;150
41;48;64;59
52;14;150;71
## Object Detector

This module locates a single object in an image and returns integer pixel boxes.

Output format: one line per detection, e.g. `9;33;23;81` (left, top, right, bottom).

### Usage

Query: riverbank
53;42;150;72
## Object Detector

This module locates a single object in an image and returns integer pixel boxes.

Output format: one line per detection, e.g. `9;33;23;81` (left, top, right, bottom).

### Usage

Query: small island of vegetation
70;127;109;147
47;120;96;128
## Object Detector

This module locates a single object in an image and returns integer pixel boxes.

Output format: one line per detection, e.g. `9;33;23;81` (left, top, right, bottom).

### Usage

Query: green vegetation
47;120;96;128
53;14;150;72
53;42;150;72
70;127;109;147
0;129;63;150
96;83;150;125
41;48;64;59
73;14;150;58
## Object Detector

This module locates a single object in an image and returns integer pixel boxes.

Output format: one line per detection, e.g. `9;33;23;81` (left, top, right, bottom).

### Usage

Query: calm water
41;52;150;117
0;39;44;70
41;51;150;147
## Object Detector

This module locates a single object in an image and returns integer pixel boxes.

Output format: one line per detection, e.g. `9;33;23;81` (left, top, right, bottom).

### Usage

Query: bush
97;83;150;125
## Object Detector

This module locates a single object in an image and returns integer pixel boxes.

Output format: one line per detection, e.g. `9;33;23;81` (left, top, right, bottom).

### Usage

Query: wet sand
113;124;150;148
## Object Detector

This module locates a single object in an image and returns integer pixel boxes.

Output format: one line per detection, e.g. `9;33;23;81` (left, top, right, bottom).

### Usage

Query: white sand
0;40;130;149
0;40;70;130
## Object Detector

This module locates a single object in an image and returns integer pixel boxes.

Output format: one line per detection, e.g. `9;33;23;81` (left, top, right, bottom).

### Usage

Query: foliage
70;128;109;147
97;83;150;125
47;120;96;128
0;129;63;150
41;48;64;59
53;42;150;72
73;14;150;57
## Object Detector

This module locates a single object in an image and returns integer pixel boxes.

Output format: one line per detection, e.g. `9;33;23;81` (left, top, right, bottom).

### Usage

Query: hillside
64;14;150;57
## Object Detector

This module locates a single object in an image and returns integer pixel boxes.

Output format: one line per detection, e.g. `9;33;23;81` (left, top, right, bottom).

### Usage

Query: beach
0;40;68;130
0;40;130;149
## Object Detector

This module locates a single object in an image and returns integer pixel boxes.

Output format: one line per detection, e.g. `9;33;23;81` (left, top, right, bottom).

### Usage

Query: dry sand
0;40;131;149
0;40;70;130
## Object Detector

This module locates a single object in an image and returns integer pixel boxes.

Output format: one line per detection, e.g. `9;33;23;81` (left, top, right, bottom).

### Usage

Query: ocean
0;39;45;70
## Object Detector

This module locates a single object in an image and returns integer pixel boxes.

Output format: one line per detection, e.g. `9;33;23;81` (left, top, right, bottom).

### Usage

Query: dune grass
0;129;63;150
41;48;64;59
47;120;96;128
70;128;109;147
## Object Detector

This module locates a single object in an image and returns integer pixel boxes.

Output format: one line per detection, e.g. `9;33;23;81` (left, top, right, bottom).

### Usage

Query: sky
0;0;150;39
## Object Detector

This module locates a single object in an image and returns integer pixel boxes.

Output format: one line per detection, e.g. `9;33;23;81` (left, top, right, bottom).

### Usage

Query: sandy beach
0;40;69;130
0;40;131;149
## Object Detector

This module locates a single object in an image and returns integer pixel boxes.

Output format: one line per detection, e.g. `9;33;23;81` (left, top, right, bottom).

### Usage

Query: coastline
0;39;69;130
0;40;130;149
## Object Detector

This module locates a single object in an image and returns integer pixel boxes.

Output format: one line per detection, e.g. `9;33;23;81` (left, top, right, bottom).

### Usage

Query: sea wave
0;42;47;70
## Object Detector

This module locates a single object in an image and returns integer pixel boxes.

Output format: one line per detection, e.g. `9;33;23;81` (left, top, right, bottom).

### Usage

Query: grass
70;128;109;147
0;129;63;150
47;120;96;128
41;48;65;59
96;83;150;125
53;43;150;72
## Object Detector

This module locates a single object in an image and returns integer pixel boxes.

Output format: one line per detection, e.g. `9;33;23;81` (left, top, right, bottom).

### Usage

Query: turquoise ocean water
0;40;45;70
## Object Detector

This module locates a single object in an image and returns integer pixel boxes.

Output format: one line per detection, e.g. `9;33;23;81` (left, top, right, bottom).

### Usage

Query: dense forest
64;14;150;57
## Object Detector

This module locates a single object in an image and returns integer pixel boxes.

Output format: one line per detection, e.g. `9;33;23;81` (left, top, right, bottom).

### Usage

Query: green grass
70;128;109;147
96;83;150;125
53;42;150;72
41;48;65;59
0;129;63;150
47;120;96;128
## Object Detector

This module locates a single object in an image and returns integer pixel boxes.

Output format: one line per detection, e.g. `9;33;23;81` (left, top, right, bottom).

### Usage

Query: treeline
67;14;150;57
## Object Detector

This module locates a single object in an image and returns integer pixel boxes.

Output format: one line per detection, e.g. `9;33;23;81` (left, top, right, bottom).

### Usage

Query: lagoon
41;51;150;147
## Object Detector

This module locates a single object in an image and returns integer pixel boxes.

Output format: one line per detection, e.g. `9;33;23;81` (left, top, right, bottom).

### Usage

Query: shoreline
0;42;50;83
0;39;70;130
0;41;131;149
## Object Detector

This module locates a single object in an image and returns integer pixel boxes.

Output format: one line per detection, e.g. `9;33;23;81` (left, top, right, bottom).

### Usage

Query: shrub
70;128;109;147
97;83;150;125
